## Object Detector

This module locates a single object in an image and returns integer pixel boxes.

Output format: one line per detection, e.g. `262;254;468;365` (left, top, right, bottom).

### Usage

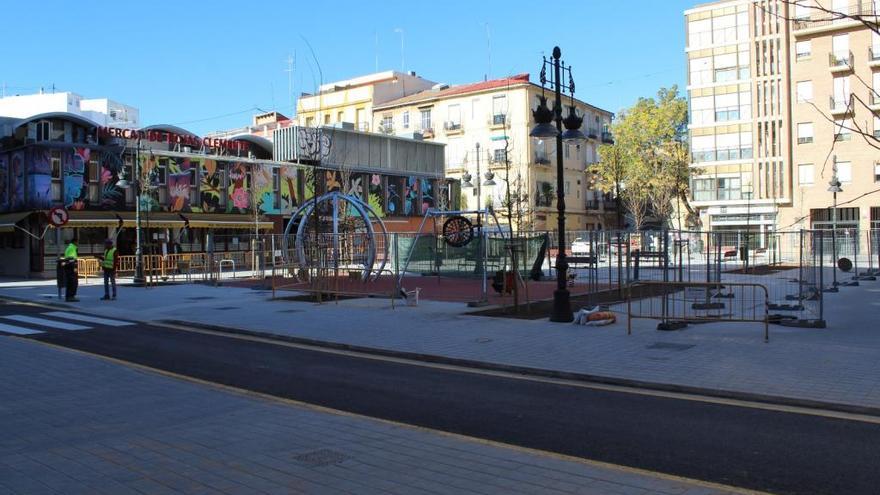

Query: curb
160;318;880;419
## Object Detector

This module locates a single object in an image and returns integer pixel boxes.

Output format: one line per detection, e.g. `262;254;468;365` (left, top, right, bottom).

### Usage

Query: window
447;104;461;128
420;109;432;130
797;122;814;144
491;95;506;124
687;18;711;48
875;115;880;138
713;53;738;82
796;81;813;102
875;163;880;182
305;116;315;127
337;111;344;122
51;151;62;179
690;57;712;86
565;181;571;195
837;161;852;183
798;164;814;185
155;159;168;185
380;115;393;133
796;40;812;59
690;95;714;125
832;34;849;62
834;119;852;141
564;144;570;158
493;149;506;163
323;114;331;125
833;76;850;108
35;121;50;141
402;111;410;129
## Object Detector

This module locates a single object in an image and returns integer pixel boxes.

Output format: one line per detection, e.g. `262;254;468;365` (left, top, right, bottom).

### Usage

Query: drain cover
646;342;695;351
293;449;351;467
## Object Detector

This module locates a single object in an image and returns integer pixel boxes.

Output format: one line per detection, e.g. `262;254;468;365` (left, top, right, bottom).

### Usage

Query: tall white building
0;91;139;128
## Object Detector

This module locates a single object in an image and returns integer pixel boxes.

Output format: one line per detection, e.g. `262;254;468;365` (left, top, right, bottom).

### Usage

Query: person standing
100;238;118;300
63;238;79;302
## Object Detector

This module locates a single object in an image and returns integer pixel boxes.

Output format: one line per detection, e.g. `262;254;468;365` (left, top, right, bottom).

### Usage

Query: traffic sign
48;207;69;227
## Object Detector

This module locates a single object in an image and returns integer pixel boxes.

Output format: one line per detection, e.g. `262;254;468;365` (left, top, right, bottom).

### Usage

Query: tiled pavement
0;336;737;494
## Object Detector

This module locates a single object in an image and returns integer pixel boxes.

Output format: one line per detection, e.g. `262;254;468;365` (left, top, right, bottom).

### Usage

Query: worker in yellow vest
100;238;118;301
63;238;79;302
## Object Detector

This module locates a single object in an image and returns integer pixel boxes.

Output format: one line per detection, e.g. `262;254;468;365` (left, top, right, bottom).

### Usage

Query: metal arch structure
282;191;390;281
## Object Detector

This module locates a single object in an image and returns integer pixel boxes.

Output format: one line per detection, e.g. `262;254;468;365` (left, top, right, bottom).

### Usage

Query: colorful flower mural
26;148;52;209
63;148;89;209
167;158;192;212
10;152;24;210
197;159;222;213
0;154;8;212
404;177;419;216
226;162;249;213
368;174;385;217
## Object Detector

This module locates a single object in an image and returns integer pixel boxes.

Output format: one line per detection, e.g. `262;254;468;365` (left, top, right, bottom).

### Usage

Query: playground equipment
282;191;390;282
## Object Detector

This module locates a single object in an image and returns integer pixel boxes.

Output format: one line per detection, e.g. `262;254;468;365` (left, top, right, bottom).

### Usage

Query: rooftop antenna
394;28;405;72
484;22;491;81
284;52;296;116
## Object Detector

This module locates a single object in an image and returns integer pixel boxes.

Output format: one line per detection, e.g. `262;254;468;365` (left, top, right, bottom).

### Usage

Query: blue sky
0;0;694;135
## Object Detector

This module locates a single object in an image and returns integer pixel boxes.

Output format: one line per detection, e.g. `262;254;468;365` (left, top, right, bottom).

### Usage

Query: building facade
686;0;880;238
371;74;616;232
295;71;437;132
785;0;880;233
686;0;791;242
0;108;449;277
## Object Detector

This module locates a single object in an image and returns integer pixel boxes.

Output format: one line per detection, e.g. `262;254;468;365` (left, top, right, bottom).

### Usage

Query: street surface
0;300;877;494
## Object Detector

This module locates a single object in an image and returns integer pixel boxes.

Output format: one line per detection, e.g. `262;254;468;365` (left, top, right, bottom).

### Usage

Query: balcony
830;96;851;115
489;114;508;128
418;127;435;139
601;131;614;144
587;128;599;140
534;153;551;166
829;51;854;73
870;93;880;111
585;200;601;211
691;146;753;163
443;121;463;135
870;47;880;67
794;5;876;36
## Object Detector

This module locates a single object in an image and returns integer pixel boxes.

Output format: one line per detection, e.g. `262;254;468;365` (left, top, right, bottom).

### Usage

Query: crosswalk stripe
0;323;44;335
1;315;90;331
42;312;134;327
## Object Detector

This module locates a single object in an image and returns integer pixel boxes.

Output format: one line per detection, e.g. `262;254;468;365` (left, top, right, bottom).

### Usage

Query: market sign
97;126;249;152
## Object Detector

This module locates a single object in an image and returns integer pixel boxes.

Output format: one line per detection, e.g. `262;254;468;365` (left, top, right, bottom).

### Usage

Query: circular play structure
282;191;389;281
441;215;474;247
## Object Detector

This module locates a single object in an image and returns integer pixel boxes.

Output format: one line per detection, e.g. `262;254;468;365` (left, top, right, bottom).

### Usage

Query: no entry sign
48;207;69;227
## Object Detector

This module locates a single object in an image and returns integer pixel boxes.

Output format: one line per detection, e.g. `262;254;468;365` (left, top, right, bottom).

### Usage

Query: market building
0;107;449;278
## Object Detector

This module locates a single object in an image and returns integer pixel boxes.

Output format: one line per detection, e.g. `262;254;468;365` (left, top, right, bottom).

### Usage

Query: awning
65;211;273;230
0;211;32;233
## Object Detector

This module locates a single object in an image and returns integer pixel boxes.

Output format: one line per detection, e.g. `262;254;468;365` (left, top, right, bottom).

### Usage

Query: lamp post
116;138;145;286
461;142;496;305
530;46;586;322
828;157;842;289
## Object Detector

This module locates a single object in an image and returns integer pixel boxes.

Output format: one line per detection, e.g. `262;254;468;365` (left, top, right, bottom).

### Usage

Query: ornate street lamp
530;46;586;322
827;156;843;290
116;138;145;286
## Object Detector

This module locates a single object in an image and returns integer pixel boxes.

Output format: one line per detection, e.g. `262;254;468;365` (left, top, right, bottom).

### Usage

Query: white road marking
1;315;90;331
0;323;44;335
42;312;133;327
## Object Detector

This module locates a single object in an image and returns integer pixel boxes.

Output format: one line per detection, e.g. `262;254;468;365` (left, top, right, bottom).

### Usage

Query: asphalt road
1;300;878;495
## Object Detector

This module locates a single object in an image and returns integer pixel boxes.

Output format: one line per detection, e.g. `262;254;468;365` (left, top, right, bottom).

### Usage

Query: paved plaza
2;270;879;412
0;326;738;494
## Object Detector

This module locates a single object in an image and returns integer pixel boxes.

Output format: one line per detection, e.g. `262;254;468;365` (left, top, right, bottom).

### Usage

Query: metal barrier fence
626;281;770;342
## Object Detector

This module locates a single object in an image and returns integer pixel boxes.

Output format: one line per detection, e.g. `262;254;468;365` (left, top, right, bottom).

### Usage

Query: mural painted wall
26;148;52;209
368;174;385;217
226;162;249;213
10;151;25;211
0;154;8;212
197;159;223;213
167;157;192;212
99;152;125;210
63;148;89;210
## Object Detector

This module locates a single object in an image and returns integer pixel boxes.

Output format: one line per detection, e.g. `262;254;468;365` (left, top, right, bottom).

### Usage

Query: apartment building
371;74;615;232
295;71;436;131
686;0;880;238
786;0;880;233
685;0;792;242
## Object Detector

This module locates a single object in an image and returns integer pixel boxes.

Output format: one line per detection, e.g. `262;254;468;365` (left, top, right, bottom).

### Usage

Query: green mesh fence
394;234;546;278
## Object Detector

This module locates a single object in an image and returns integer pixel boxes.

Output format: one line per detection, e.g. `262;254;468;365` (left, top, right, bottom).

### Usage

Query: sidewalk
0;332;735;494
2;275;880;413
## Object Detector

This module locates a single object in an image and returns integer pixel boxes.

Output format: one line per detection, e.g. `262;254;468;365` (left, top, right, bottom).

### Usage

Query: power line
171;107;264;126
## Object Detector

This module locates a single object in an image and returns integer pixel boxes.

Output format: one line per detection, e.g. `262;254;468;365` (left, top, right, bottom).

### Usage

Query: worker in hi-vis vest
101;238;118;300
63;238;79;302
